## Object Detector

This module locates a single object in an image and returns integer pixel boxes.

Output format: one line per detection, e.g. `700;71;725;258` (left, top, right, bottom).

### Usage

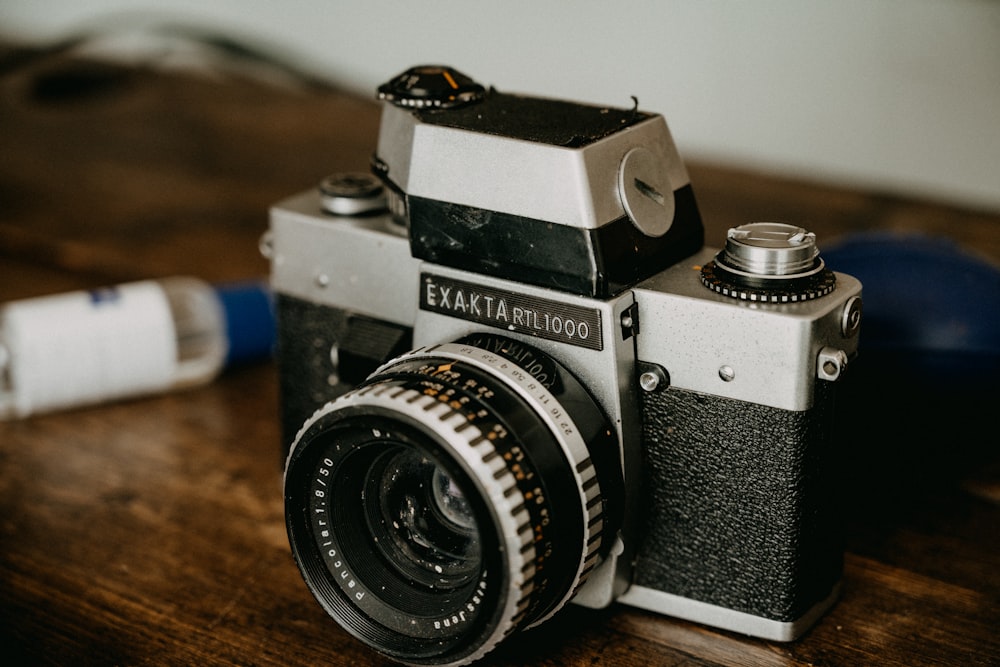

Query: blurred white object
0;276;271;419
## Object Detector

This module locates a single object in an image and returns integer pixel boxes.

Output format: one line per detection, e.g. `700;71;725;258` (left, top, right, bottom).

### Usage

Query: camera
268;66;863;666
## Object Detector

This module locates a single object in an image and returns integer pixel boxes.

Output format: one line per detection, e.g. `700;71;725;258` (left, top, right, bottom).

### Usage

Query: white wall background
2;0;998;212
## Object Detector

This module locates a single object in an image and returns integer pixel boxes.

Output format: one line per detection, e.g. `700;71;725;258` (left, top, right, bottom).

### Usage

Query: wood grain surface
1;48;997;666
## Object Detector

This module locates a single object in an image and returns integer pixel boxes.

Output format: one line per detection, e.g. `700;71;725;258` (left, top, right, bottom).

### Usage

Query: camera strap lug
620;303;640;341
817;346;849;381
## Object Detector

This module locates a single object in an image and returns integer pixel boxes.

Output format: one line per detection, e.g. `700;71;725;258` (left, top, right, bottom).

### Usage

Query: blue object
215;281;276;367
822;232;1000;388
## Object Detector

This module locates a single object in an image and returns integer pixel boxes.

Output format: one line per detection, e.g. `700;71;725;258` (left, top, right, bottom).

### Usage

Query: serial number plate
420;273;603;351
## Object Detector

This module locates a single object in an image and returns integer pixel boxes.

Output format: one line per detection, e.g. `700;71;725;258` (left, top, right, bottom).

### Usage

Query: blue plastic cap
822;232;1000;387
214;281;276;367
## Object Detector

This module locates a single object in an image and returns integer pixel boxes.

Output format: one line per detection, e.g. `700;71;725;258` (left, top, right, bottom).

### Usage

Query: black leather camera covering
635;382;843;622
276;295;413;455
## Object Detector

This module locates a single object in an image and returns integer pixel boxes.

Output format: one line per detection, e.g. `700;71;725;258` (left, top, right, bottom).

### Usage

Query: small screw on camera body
638;363;669;393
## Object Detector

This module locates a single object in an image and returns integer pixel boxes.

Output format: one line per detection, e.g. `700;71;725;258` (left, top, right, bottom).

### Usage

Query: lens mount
284;336;620;666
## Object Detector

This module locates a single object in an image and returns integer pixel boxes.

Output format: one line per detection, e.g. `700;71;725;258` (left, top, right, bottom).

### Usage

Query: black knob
377;65;486;110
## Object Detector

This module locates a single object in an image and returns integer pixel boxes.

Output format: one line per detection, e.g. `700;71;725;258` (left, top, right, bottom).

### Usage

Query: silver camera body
271;67;862;666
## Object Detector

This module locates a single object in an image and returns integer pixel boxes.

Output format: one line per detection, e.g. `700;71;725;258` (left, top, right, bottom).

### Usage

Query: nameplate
419;273;603;351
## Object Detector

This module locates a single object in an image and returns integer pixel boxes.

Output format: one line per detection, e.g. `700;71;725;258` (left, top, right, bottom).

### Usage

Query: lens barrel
284;336;620;666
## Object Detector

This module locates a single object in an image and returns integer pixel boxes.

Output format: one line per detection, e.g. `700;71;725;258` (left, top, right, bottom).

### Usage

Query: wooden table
1;48;998;666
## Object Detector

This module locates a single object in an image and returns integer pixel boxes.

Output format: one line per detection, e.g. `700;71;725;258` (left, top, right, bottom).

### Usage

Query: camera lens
284;335;621;666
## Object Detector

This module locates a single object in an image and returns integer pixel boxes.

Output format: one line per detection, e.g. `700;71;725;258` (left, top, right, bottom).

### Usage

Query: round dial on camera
377;65;486;109
618;147;675;238
700;222;837;302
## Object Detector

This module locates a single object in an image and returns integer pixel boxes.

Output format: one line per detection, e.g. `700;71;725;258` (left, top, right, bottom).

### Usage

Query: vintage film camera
268;66;863;666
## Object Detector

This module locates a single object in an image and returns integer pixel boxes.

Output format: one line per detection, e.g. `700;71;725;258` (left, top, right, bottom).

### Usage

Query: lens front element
369;447;482;590
284;337;619;666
